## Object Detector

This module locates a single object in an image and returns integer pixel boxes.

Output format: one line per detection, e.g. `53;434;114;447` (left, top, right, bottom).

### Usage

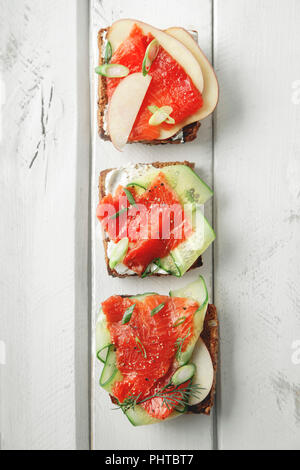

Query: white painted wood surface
90;0;215;451
0;0;90;450
214;0;300;450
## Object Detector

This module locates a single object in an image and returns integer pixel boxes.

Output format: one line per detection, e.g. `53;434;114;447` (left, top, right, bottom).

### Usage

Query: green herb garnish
121;304;136;325
114;381;205;413
150;303;165;317
148;105;175;125
123;188;136;206
109;207;128;220
142;39;159;76
175;327;191;359
95;63;129;77
135;336;147;359
141;260;160;278
172;316;187;328
104;41;112;63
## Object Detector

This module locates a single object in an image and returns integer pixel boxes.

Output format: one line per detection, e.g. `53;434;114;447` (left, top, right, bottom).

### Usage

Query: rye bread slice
97;28;201;145
109;302;218;416
99;161;203;278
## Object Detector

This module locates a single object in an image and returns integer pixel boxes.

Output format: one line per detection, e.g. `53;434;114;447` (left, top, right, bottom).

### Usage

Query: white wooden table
1;0;300;450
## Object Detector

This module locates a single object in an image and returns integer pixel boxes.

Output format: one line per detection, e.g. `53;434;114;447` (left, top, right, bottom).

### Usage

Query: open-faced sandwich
96;276;218;426
96;19;219;149
96;161;215;277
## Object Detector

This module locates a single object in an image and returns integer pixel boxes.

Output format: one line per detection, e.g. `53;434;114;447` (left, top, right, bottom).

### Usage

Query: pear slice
189;337;214;405
165;27;219;123
107;72;152;151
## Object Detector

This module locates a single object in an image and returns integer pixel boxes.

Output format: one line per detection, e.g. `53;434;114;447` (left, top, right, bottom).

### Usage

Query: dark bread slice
99;161;203;277
110;302;218;416
97;28;201;145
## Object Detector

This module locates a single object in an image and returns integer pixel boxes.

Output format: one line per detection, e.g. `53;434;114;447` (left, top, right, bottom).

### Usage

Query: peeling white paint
292;80;300;105
0;76;5;143
292;340;300;365
0;340;6;365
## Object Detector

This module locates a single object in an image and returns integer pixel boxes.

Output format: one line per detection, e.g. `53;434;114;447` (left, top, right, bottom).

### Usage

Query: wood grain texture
214;0;300;450
90;0;215;450
0;0;90;450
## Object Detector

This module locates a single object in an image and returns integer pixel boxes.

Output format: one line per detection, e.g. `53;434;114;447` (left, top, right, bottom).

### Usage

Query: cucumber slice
129;292;158;301
125;405;160;426
97;344;112;364
170;276;209;366
96;309;111;362
128;164;213;206
125;405;181;426
108;237;129;270
163;207;215;277
100;346;123;393
169;275;208;308
171;364;196;386
155;257;180;276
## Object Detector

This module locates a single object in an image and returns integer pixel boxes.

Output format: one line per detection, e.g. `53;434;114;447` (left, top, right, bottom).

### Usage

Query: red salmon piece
102;295;198;419
97;173;191;275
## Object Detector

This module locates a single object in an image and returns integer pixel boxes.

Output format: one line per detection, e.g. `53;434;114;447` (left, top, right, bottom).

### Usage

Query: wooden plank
90;0;215;450
214;0;300;450
0;0;90;450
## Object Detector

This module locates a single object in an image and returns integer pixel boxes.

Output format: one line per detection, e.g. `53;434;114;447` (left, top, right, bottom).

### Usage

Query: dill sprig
113;381;205;413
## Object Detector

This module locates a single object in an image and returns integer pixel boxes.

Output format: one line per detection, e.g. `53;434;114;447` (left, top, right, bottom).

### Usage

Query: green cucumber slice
124;405;181;426
125;405;160;426
171;364;196;386
162;165;213;204
108;237;129;270
127;164;213;206
129;292;158;300
169;275;208;308
97;344;112;364
155;257;180;276
162;207;215;277
100;346;123;393
96;310;111;361
170;276;209;366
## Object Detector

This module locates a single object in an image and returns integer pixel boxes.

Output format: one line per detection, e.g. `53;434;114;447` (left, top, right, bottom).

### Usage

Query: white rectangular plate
90;0;215;450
